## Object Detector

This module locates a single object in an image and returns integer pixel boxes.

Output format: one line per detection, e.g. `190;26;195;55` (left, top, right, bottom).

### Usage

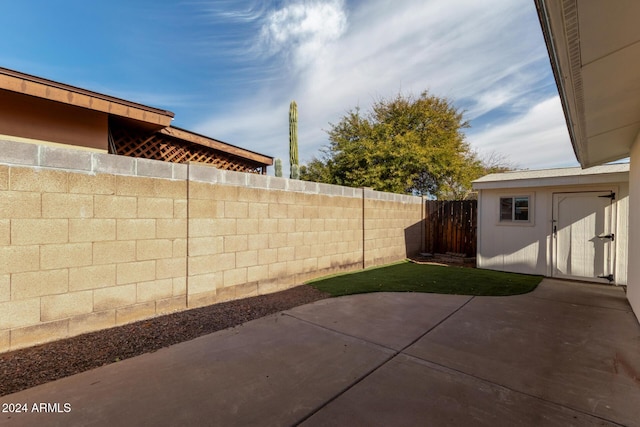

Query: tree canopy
300;91;507;199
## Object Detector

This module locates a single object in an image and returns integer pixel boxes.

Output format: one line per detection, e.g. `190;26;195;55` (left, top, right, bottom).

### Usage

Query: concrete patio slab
286;292;472;350
301;354;617;427
406;284;640;426
531;279;633;311
0;314;394;427
1;279;638;426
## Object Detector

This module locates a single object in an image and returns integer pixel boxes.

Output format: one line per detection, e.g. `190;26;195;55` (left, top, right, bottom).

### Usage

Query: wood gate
424;200;477;257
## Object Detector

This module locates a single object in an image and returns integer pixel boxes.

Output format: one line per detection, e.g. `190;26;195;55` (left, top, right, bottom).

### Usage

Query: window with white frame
500;196;530;222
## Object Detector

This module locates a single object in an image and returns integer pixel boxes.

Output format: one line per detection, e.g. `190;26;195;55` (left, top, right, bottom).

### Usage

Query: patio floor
1;279;639;426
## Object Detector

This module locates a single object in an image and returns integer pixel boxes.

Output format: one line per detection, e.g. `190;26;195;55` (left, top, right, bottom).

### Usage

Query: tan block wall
0;162;188;353
186;183;365;308
0;142;425;353
363;189;424;268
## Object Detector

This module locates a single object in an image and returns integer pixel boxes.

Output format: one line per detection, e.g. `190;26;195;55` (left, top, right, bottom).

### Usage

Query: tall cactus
291;164;300;180
274;158;283;177
289;100;299;179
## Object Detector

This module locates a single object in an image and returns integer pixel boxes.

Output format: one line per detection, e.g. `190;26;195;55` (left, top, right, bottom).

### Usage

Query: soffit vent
561;0;588;163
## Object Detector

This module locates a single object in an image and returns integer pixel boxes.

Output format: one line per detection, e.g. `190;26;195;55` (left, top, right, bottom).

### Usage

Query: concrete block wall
0;139;424;352
0;140;189;353
363;188;424;268
186;166;365;309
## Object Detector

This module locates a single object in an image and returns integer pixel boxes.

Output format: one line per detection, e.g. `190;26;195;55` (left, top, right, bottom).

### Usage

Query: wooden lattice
109;124;265;174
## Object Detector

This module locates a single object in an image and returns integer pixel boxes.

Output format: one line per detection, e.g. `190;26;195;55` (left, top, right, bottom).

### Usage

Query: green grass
307;261;543;297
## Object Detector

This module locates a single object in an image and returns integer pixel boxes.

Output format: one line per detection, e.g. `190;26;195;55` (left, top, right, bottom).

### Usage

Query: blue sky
1;0;579;173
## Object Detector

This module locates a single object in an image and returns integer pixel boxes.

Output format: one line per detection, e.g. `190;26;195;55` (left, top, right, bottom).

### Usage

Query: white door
552;191;615;283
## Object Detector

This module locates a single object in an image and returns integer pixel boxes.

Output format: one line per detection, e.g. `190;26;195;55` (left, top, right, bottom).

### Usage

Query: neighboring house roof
0;66;273;172
534;1;640;168
108;123;273;174
473;163;629;190
0;66;174;128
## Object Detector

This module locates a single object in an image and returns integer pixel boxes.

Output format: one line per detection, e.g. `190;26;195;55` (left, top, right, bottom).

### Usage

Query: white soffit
538;0;640;167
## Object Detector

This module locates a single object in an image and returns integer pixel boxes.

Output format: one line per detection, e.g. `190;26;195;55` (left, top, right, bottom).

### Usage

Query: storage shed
473;164;629;285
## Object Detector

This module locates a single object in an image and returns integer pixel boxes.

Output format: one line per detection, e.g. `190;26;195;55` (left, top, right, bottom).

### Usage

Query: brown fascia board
159;126;274;166
0;67;175;128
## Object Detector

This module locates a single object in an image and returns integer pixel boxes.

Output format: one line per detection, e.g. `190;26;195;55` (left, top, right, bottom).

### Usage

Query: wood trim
0;67;174;127
159;127;273;166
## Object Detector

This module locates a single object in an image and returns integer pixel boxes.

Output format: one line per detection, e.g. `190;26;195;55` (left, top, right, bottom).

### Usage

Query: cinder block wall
186;167;366;308
0;140;424;353
0;141;190;353
364;188;424;268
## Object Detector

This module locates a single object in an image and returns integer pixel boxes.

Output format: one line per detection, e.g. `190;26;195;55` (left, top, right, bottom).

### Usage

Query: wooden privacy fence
424;200;477;257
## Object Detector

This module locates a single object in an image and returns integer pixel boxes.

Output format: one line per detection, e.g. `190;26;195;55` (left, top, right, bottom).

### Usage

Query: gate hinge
598;192;615;200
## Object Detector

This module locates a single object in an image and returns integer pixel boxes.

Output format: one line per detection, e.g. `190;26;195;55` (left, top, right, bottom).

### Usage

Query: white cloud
195;0;574;174
467;96;578;169
259;0;347;68
198;98;289;157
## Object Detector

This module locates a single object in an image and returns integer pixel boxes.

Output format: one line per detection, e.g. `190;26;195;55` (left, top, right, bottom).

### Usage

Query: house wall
477;183;629;283
0;139;424;353
627;139;640;320
0;89;108;151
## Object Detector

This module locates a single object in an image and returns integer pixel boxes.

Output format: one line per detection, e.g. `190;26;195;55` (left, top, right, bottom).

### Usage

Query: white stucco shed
473;164;629;285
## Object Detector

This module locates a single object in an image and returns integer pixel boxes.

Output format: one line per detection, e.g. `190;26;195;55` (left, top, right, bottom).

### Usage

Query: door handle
597;233;614;241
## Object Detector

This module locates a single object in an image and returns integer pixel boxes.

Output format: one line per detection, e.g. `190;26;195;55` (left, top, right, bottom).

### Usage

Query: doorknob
597;233;614;241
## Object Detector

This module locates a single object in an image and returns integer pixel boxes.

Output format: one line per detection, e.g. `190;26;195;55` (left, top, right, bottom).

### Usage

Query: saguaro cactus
289;100;299;179
274;158;283;177
291;164;300;180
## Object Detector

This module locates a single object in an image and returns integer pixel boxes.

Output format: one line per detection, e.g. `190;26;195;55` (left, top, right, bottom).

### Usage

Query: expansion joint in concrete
288;296;476;425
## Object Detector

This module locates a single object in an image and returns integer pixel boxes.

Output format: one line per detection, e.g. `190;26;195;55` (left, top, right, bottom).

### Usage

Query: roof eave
0;67;175;128
534;0;590;168
473;171;629;190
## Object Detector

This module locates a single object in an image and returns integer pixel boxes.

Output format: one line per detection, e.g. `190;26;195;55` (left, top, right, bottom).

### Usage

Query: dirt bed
0;285;329;397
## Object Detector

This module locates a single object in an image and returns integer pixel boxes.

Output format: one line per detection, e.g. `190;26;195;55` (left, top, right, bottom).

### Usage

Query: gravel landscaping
0;285;329;397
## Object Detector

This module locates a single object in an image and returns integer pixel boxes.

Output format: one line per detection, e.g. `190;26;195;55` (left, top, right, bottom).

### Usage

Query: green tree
300;91;496;199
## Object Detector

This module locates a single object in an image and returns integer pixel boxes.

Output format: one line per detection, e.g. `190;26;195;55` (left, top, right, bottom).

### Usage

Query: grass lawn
307;261;543;297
